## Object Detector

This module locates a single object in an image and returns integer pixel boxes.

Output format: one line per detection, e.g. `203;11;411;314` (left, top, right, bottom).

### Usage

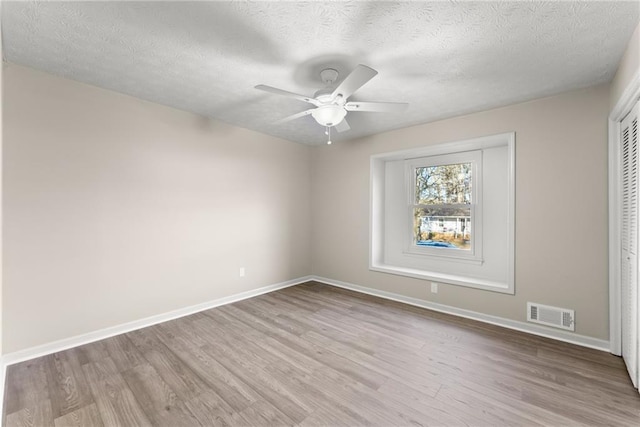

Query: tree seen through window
413;163;472;250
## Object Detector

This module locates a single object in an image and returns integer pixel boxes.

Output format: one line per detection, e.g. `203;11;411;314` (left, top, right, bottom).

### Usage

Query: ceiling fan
255;64;408;143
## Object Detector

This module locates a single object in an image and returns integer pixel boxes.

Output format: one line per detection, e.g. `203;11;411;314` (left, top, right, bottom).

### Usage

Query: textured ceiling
2;1;639;145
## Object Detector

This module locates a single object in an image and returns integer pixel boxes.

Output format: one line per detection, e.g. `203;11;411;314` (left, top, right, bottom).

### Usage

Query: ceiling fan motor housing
312;69;347;127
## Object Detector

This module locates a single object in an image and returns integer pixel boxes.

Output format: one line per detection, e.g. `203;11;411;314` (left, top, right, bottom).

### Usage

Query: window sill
369;262;514;294
402;248;484;265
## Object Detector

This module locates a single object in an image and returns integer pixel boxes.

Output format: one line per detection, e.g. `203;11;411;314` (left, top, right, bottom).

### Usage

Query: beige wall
2;64;311;353
611;20;640;110
311;84;610;340
0;62;618;352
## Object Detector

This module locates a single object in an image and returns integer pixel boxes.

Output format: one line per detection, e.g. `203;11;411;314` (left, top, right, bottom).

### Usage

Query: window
406;151;482;262
370;133;515;294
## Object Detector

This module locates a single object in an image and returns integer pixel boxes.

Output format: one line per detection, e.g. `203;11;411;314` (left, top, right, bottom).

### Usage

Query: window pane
415;163;472;205
413;206;471;250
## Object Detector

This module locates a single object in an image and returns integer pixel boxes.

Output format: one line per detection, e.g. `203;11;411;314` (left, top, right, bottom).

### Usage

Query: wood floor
4;282;640;426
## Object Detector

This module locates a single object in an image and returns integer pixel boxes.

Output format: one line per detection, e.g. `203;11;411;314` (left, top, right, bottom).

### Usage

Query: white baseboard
312;276;610;352
1;276;312;368
1;274;611;365
0;273;611;418
0;275;310;418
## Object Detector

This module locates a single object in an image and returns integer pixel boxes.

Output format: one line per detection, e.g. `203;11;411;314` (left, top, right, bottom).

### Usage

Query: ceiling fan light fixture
311;104;347;127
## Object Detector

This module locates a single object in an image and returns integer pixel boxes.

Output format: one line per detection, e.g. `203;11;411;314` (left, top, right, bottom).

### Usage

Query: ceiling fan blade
255;85;320;106
345;101;409;113
331;64;378;100
334;118;351;133
274;109;315;124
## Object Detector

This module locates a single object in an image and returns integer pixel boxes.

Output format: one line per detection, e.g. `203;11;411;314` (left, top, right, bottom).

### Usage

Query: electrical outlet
239;267;245;278
431;282;438;293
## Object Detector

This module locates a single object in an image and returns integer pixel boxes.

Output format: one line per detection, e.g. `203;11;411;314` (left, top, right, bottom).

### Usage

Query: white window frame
405;150;483;264
370;132;515;294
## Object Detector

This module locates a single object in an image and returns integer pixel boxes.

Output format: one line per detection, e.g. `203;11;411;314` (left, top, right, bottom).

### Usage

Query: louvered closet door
621;100;639;388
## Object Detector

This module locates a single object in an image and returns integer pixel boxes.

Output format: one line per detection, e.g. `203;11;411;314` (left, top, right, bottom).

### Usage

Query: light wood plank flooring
4;281;640;426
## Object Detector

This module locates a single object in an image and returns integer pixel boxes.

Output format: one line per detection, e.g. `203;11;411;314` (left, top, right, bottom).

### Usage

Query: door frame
609;72;640;357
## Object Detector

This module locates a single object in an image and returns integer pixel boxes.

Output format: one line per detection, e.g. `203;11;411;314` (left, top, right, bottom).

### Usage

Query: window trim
404;150;483;263
369;132;515;294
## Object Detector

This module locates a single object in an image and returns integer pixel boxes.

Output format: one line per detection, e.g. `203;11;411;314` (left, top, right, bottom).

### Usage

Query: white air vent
527;302;575;331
